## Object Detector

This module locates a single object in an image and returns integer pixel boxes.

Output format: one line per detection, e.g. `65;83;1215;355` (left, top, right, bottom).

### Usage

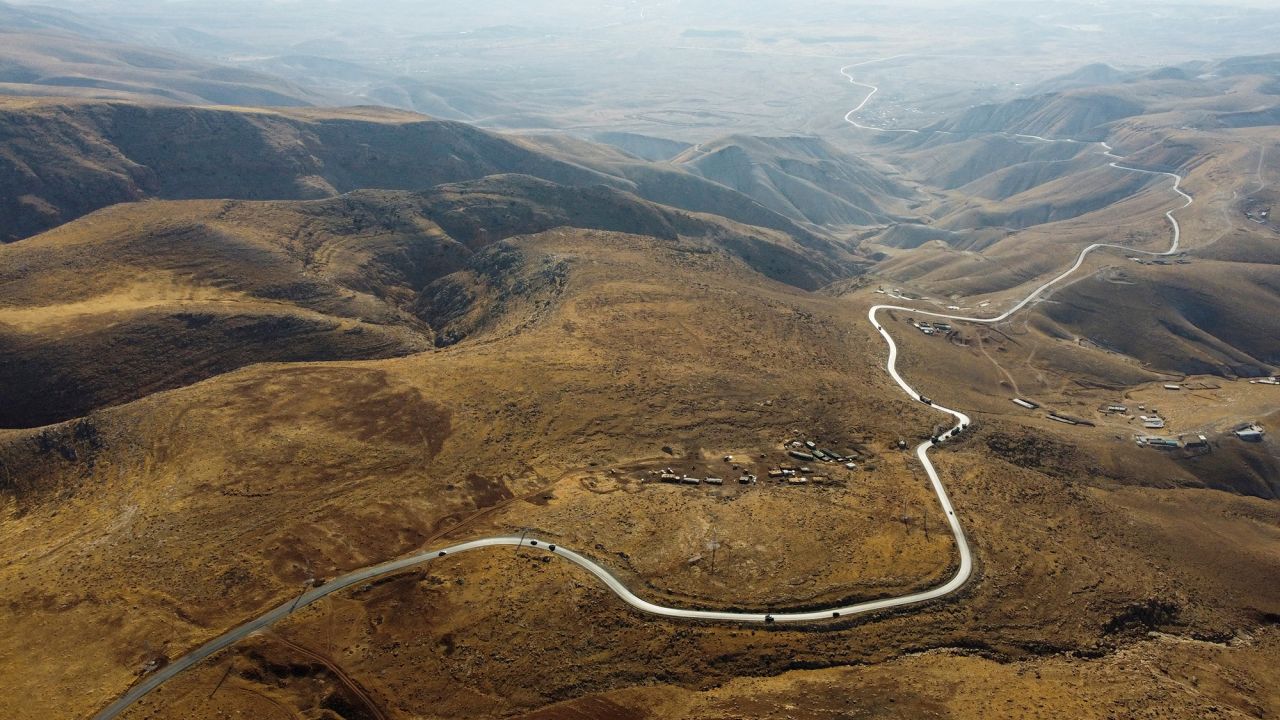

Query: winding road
90;60;1193;720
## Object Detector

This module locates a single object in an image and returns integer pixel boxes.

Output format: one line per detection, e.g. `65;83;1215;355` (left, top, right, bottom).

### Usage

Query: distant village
1008;376;1273;452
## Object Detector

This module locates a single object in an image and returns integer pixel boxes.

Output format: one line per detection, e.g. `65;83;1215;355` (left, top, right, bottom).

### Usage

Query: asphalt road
89;62;1193;720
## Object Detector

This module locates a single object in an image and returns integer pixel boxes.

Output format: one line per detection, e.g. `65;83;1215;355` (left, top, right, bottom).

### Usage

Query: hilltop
0;99;853;247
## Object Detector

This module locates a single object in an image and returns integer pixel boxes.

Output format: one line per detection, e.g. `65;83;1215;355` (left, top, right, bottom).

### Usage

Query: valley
1;2;1279;719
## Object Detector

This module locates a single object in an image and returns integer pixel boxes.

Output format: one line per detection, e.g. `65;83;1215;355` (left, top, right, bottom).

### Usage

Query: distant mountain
244;54;513;122
1211;53;1280;79
926;90;1145;141
0;1;109;39
1030;62;1134;95
0;28;326;107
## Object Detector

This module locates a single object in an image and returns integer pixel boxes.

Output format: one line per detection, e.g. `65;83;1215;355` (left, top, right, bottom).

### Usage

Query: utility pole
289;555;313;613
209;661;234;698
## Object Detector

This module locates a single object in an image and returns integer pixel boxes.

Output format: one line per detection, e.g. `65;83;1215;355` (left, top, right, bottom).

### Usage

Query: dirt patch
465;473;514;507
229;367;452;452
983;429;1096;479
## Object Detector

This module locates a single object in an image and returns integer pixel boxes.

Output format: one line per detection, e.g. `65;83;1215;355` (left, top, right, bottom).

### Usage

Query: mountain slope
898;134;1092;191
671;135;915;227
927;91;1145;140
0;99;832;248
0;28;325;107
1038;260;1280;378
0;174;842;427
0;99;623;242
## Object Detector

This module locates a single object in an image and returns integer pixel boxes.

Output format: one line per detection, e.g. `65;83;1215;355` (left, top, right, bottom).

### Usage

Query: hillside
925;90;1144;141
671;134;916;227
0;1;112;40
1028;62;1135;95
932;162;1161;232
0;217;956;720
592;131;692;161
1038;260;1280;378
0;174;842;428
897;134;1093;191
0;99;835;248
6;213;1278;720
0;36;1279;720
0;99;630;242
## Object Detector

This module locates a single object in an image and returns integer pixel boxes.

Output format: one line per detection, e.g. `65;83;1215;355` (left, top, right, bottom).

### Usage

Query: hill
592;131;692;161
1038;260;1280;378
1029;62;1134;95
0;46;1278;720
925;90;1145;141
0;99;634;242
0;1;111;39
0;99;833;248
4;225;1276;718
897;134;1092;191
671;134;916;227
0;28;325;107
517;131;856;246
0;174;843;428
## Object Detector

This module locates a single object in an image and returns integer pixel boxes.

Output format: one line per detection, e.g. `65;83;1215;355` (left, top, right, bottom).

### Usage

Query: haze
11;0;1280;138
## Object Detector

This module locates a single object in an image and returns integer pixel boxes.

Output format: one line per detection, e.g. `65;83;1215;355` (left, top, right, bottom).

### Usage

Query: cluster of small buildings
1136;433;1212;452
1249;377;1279;386
1140;414;1166;429
1128;256;1188;266
785;439;857;467
769;438;860;486
1012;397;1095;426
766;465;833;486
910;319;952;336
1110;401;1167;429
657;468;756;486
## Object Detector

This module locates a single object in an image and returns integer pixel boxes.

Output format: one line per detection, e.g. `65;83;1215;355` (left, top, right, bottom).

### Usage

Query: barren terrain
1;6;1279;719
